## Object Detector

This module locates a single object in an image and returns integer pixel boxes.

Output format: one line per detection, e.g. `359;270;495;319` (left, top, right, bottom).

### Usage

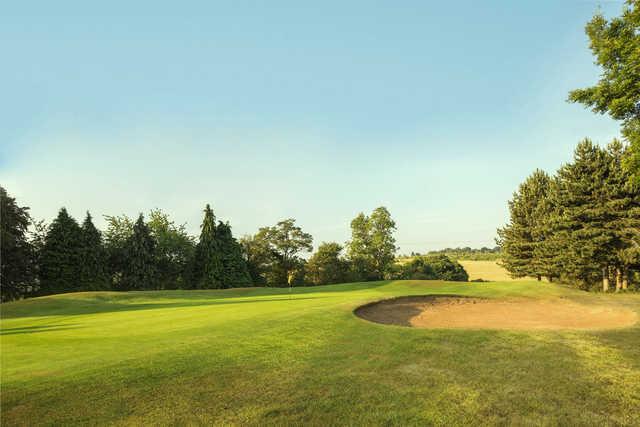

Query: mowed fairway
2;280;640;426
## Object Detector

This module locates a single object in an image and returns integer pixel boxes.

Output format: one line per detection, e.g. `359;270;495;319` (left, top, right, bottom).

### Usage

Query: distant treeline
1;190;404;302
498;139;640;291
406;247;501;261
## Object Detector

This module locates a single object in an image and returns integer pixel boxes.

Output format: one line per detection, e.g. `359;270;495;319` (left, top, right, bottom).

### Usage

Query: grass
2;279;640;425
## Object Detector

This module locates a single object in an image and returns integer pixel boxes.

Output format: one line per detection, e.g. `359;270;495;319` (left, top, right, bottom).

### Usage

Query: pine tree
79;212;108;290
497;169;551;280
39;208;84;295
554;140;617;290
121;214;157;290
216;221;251;288
191;204;223;288
0;186;34;301
604;140;640;290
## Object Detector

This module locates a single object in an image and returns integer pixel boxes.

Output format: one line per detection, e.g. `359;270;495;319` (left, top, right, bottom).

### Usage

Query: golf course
2;261;639;425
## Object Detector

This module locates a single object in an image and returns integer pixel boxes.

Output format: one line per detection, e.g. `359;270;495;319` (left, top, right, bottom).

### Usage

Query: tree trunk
548;276;553;283
537;274;541;281
622;268;629;290
602;268;610;292
615;268;623;291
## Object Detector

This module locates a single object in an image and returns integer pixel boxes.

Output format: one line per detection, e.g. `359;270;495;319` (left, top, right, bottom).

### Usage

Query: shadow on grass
0;324;81;335
1;296;326;319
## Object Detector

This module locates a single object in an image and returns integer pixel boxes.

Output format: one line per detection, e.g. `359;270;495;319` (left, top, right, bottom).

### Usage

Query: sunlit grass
2;280;639;425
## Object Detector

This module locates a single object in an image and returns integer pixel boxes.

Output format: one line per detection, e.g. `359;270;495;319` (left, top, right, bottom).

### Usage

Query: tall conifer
121;214;157;290
192;204;223;288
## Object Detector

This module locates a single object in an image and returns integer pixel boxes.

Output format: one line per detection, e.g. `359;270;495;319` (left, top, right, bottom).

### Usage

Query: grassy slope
1;280;640;426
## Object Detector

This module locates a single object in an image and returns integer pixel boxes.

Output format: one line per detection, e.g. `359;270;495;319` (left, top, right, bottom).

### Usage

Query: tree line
498;2;640;292
0;191;402;301
497;139;640;291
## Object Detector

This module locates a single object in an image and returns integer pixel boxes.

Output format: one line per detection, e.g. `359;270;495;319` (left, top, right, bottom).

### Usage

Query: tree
0;186;34;301
121;214;157;290
241;219;312;286
239;233;271;286
147;209;195;289
305;242;349;285
260;219;313;286
347;207;397;280
554;140;618;290
191;204;223;289
216;221;251;288
569;0;640;182
395;255;468;282
497;169;553;280
79;212;108;290
39;208;84;295
604;140;640;290
103;214;134;288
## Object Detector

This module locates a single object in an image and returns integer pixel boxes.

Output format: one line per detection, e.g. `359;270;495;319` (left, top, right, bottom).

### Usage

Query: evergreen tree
39;208;84;295
79;212;109;290
554;140;618;290
121;214;157;290
216;221;251;288
604;140;640;290
0;186;34;301
497;169;551;280
191;204;223;288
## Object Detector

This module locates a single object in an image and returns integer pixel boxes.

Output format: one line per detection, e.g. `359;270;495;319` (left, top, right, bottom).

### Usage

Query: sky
1;0;625;254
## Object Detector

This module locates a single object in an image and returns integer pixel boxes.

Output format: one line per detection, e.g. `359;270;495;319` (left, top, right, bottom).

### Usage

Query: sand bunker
354;295;638;330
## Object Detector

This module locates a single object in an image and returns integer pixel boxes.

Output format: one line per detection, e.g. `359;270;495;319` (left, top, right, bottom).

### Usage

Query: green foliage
121;214;158;290
497;169;553;280
0;186;34;301
569;0;640;182
498;139;640;291
347;207;397;280
78;212;109;291
241;219;312;286
147;209;195;289
393;254;468;281
191;204;223;289
416;247;501;261
216;221;251;288
103;214;134;288
305;242;350;285
39;208;84;295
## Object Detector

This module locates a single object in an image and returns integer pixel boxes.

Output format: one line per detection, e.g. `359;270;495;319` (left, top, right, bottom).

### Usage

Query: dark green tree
39;208;84;295
121;214;157;290
103;214;134;288
395;255;468;282
604;140;640;290
554;140;618;290
216;221;251;288
569;0;640;182
0;186;34;301
497;169;552;280
147;209;195;289
79;212;109;290
191;204;223;289
305;242;349;285
239;233;271;286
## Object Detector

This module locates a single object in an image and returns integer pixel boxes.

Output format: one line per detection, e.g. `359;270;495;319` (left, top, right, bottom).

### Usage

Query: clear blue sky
1;0;623;253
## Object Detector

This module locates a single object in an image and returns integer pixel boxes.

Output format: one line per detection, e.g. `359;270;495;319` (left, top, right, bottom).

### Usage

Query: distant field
2;280;639;425
459;260;528;282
